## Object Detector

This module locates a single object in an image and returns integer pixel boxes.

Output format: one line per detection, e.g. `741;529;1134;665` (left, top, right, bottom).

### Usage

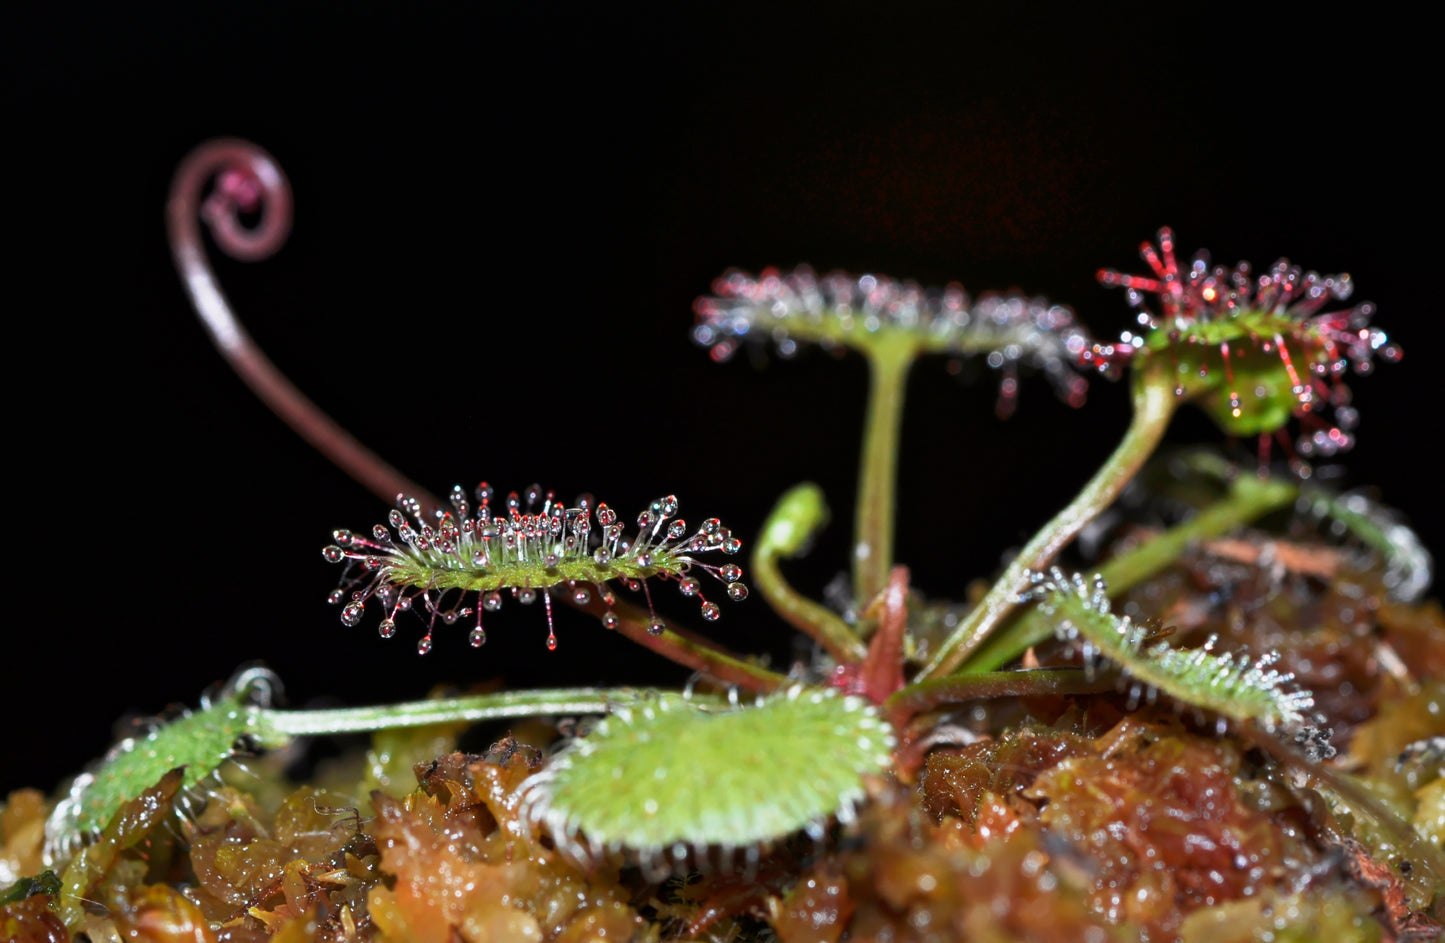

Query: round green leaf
522;685;895;858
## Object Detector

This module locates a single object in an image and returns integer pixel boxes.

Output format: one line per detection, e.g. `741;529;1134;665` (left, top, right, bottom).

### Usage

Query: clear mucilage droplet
325;488;747;653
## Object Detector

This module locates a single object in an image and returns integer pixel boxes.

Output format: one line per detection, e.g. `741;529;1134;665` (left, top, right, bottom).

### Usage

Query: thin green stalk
754;483;867;663
854;337;917;610
885;668;1117;725
1100;473;1298;590
916;378;1179;680
612;620;787;692
258;687;691;739
572;594;788;692
963;471;1298;673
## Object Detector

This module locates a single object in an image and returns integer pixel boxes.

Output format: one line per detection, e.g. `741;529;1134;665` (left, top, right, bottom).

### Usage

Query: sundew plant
3;139;1444;942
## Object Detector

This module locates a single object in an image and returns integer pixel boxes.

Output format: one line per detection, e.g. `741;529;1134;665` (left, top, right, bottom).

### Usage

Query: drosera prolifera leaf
518;684;896;867
1020;568;1324;753
43;666;284;864
1088;227;1400;463
695;269;1097;606
692;266;1094;415
325;484;748;654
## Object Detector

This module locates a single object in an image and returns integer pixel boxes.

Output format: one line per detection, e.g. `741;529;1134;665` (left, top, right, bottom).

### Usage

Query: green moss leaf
0;869;60;906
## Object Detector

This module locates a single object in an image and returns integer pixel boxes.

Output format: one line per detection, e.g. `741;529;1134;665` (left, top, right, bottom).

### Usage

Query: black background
4;3;1433;795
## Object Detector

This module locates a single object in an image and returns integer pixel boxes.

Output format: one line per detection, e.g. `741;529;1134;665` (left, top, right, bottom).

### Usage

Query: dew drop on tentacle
325;484;750;652
728;583;749;602
327;589;346;605
603;611;620;630
695;266;1097;411
469;598;488;648
1096;228;1398;465
379;619;396;639
417;634;433;655
648;618;667;637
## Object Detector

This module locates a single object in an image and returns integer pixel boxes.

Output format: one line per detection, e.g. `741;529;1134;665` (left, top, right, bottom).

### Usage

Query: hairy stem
754;483;867;663
917;377;1179;679
168;139;439;511
854;337;916;610
964;470;1297;672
